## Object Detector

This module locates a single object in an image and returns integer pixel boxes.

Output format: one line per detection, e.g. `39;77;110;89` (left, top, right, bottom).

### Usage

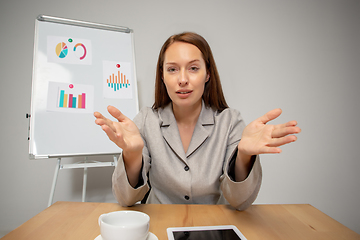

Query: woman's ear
206;72;210;82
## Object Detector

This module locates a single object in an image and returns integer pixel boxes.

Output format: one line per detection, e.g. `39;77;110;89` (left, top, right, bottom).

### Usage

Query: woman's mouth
176;90;193;98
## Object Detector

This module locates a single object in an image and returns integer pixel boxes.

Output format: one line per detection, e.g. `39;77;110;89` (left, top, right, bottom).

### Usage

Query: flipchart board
29;15;139;159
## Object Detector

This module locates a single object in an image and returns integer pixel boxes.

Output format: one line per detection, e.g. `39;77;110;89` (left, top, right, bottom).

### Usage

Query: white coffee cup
98;210;150;240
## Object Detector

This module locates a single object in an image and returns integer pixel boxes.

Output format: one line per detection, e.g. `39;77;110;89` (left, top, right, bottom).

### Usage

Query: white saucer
95;232;158;240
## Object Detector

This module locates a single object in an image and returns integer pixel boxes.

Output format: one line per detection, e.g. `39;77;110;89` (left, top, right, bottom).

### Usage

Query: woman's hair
152;32;228;112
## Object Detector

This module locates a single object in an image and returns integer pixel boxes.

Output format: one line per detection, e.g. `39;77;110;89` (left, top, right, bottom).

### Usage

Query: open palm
238;108;301;156
94;105;144;153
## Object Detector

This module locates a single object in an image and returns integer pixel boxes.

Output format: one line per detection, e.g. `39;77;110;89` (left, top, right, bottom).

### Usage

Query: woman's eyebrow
165;59;201;65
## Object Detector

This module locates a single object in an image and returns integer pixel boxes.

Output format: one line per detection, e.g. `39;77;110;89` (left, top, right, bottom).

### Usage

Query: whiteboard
29;15;138;159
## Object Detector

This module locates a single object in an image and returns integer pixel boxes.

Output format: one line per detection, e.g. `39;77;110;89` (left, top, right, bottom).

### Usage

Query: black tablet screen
172;229;242;240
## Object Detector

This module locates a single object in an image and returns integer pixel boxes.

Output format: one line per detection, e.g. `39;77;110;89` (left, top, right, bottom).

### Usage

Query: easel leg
82;167;87;202
48;158;61;207
82;157;88;202
113;154;118;167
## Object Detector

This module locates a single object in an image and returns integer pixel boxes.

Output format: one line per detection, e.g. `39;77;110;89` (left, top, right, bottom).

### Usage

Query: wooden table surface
2;201;359;240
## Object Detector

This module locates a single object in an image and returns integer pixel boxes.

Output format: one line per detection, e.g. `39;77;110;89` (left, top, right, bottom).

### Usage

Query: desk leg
48;158;61;207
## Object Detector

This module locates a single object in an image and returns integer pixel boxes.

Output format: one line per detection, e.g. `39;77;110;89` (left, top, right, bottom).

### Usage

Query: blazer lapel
186;103;215;157
159;104;187;161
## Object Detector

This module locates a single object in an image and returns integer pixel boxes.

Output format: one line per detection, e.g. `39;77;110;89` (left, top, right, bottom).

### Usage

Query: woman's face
162;41;209;111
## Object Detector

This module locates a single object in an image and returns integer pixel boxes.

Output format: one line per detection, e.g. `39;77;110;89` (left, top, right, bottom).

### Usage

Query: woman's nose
178;69;188;86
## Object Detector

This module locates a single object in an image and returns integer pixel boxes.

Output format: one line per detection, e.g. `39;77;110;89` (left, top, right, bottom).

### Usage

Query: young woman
94;32;300;210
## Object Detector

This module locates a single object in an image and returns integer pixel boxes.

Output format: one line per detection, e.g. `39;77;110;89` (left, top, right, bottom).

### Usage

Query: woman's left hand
238;108;301;157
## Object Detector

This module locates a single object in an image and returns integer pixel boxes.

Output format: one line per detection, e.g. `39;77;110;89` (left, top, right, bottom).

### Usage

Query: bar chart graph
47;82;94;114
103;61;132;99
107;71;130;91
58;90;86;109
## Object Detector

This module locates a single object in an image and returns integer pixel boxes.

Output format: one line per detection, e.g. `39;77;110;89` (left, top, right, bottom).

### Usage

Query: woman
94;32;300;210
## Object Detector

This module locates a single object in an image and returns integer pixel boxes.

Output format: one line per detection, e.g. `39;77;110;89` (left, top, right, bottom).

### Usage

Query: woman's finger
274;120;298;130
267;135;298;147
101;124;126;148
94;111;117;132
258;146;282;154
107;105;128;122
258;108;282;125
272;126;301;138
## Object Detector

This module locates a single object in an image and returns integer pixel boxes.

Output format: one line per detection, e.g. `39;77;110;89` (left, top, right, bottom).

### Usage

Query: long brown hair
152;32;228;112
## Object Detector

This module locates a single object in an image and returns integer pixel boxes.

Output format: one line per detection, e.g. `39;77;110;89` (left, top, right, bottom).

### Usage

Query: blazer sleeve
219;110;262;211
112;108;151;207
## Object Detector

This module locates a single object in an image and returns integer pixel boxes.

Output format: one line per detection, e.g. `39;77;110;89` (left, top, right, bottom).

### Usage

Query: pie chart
55;42;68;58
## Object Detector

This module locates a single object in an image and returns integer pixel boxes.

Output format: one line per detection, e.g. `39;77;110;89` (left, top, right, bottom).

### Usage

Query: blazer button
184;165;189;171
184;195;190;200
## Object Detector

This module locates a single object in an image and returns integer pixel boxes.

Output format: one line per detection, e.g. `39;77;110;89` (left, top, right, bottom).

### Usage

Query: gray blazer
112;102;262;210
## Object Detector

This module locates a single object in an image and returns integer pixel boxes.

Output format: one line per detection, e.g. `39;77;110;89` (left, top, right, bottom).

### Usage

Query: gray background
0;0;359;237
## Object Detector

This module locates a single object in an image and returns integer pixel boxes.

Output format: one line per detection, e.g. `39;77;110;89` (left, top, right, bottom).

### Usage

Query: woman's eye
190;66;199;72
167;67;176;72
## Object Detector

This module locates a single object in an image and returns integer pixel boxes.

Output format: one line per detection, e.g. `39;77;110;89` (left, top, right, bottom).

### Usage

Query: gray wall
1;0;359;236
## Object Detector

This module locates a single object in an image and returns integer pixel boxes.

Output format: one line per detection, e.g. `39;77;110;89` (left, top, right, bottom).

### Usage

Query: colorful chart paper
103;61;133;99
47;36;92;65
46;82;94;113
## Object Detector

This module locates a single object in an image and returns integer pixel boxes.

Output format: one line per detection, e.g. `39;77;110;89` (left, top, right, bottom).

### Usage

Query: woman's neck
172;100;202;153
172;100;202;126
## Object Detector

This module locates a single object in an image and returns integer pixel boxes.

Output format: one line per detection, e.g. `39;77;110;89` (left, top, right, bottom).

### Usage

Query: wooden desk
2;201;359;240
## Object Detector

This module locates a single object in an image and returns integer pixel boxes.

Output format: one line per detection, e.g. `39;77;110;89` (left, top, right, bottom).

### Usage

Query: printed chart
47;36;92;65
107;70;130;91
73;43;87;60
103;61;133;99
47;82;94;113
58;88;86;109
55;42;68;58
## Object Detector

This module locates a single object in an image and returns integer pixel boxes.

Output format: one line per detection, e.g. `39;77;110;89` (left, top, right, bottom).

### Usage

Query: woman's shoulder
134;106;158;119
212;107;245;132
138;106;157;115
133;106;161;126
214;107;242;119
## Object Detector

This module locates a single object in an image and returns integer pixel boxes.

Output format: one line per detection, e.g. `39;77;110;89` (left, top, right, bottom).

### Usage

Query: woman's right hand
95;106;144;187
94;105;144;154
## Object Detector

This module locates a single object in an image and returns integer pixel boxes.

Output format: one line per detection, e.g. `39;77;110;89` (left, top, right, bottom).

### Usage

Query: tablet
167;225;247;240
